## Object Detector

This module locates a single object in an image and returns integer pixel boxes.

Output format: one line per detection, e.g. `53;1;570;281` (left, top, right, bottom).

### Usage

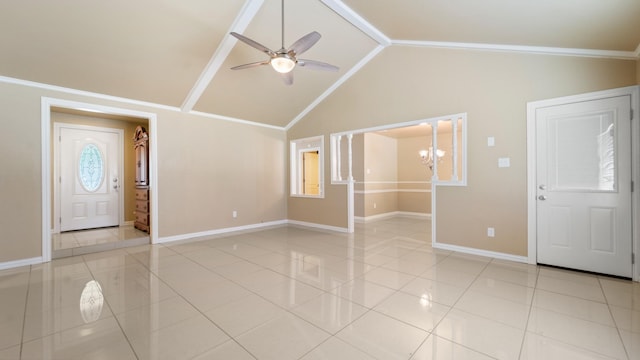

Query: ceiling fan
230;0;339;85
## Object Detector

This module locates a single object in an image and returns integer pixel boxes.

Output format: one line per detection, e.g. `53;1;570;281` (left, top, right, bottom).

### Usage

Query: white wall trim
433;242;529;264
156;220;288;244
355;189;430;194
0;257;43;271
356;181;431;184
42;97;159;262
331;112;468;137
392;40;639;60
287;220;349;233
189;110;285;131
355;211;430;223
526;85;640;282
0;75;284;132
6;76;179;112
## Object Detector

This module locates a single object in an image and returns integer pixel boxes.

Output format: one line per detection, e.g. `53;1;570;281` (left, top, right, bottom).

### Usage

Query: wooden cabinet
133;126;150;233
134;186;150;232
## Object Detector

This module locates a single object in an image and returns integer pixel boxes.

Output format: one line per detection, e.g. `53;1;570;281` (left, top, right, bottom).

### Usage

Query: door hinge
633;253;635;265
631;108;634;120
632;181;635;192
59;135;61;142
59;217;62;224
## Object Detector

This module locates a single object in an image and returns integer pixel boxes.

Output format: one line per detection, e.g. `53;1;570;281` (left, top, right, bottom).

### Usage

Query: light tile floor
52;226;150;258
2;217;638;359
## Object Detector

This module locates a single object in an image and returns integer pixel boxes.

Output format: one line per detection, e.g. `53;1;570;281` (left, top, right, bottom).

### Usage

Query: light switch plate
498;157;510;168
487;137;495;147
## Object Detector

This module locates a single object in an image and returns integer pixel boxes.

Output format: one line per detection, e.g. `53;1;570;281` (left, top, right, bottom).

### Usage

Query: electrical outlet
232;210;237;218
487;227;495;237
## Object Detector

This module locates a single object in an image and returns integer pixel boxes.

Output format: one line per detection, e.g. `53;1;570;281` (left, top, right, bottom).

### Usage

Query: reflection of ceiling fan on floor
230;0;339;85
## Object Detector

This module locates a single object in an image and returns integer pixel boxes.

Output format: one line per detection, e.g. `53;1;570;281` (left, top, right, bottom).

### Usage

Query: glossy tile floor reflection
2;217;638;359
52;226;150;258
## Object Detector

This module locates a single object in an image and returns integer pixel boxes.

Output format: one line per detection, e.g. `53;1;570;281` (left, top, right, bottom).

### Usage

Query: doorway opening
330;113;467;241
41;98;158;262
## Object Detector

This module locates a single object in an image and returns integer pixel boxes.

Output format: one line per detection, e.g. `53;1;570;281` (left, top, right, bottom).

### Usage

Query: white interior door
536;95;632;277
59;126;120;231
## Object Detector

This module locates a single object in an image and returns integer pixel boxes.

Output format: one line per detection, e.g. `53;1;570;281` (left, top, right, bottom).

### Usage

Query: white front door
59;126;121;231
536;95;632;277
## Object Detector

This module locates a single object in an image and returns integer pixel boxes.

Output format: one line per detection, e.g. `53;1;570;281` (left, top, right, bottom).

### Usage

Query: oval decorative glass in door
78;143;104;192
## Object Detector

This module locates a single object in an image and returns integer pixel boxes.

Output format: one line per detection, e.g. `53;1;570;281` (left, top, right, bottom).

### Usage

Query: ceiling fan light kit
271;54;296;73
230;0;339;84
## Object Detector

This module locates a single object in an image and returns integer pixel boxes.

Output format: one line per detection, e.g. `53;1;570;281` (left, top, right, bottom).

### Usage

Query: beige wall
51;112;147;224
0;80;287;264
287;46;636;256
0;83;42;262
156;113;286;237
397;136;431;214
363;133;397;217
356;133;436;219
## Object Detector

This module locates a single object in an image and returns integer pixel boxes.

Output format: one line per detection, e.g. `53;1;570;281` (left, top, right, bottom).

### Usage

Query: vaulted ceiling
1;0;638;129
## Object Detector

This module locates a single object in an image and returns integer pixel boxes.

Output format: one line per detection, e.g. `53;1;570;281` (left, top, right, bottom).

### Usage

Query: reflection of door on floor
535;95;632;278
303;151;319;195
57;125;121;232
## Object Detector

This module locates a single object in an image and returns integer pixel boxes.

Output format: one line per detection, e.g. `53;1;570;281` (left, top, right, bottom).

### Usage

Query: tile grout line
411;256;506;359
598;277;632;360
124;244;261;359
81;254;142;360
18;265;33;359
516;264;540;360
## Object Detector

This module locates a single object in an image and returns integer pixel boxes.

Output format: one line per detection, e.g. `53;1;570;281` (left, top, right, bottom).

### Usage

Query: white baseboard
122;221;134;226
287;220;348;233
156;220;288;244
355;211;431;223
398;211;431;219
0;257;43;271
433;241;528;263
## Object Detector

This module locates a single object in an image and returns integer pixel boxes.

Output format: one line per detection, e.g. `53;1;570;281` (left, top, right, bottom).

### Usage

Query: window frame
290;135;325;198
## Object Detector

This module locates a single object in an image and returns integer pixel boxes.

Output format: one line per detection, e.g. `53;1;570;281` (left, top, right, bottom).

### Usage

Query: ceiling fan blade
230;32;276;57
297;59;339;72
231;61;270;70
280;71;293;86
288;31;321;56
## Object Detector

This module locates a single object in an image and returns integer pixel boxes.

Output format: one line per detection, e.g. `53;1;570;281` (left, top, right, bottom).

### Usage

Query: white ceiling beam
319;0;391;47
392;39;640;61
181;0;265;112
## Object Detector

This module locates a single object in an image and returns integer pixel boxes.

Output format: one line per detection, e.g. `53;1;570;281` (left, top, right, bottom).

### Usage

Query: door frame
526;85;640;281
53;123;125;234
41;97;158;262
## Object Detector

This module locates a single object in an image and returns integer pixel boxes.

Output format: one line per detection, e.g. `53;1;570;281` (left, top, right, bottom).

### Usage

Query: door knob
538;195;547;200
539;184;546;190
